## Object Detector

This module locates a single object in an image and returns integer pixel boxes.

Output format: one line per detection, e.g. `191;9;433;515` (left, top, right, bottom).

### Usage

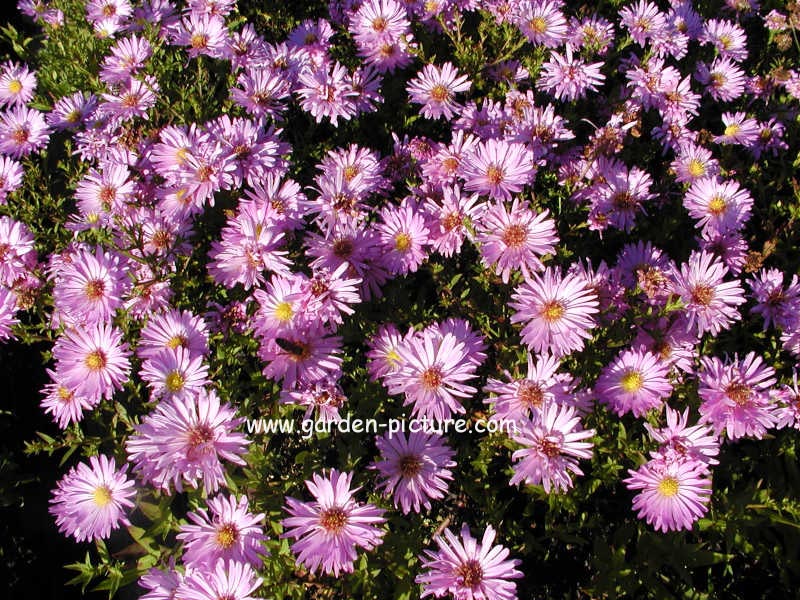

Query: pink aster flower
0;215;36;287
0;61;37;108
713;112;759;146
138;309;209;360
516;0;569;47
669;250;745;336
385;330;480;421
366;323;409;381
460;139;535;202
258;329;343;389
484;352;575;424
416;523;523;600
476;198;558;283
595;346;673;418
619;0;666;46
683;177;753;235
423;184;485;257
126;389;249;494
372;430;456;514
49;454;136;542
624;456;711;532
177;494;267;568
281;469;386;577
509;267;599;357
407;62;471;121
695;57;746;102
670;143;719;184
747;267;800;331
296;61;358;126
0;155;23;203
698;352;778;440
645;406;720;470
0;105;50;157
510;402;595;492
52;247;128;326
173;13;229;59
139;347;209;400
537;46;605;101
375;200;431;275
176;560;262;600
40;368;98;429
52;323;131;402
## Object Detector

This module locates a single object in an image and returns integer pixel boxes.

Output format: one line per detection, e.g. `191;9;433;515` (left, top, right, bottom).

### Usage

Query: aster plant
2;0;800;598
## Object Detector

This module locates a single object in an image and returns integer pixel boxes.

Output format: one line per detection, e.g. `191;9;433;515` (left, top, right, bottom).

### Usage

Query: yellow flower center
165;371;185;393
394;232;411;252
529;16;547;33
502;224;527;248
429;84;450;102
166;334;188;350
620;370;644;393
540;300;565;323
687;159;706;178
319;507;348;533
85;350;107;371
215;523;239;549
274;301;293;322
7;79;22;94
707;195;727;216
93;485;113;507
724;123;740;138
658;476;679;497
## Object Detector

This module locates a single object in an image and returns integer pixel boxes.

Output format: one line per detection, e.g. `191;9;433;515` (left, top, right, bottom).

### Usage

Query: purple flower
175;560;262;600
595;346;673;418
476;198;558;284
372;430;456;514
416;523;523;600
281;469;386;577
537;46;605;101
460;139;535;202
669;250;745;336
385;329;480;421
698;352;778;440
177;494;267;568
126;389;249;494
509;267;599;357
624;456;711;532
510;402;595;492
407;62;471;121
49;454;136;542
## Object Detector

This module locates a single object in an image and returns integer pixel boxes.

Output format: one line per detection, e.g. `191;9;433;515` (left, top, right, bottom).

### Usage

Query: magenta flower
52;323;131;402
595;346;673;418
386;329;480;421
460;139;535;202
669;250;745;336
138;309;210;360
509;267;599;357
476;198;558;283
281;469;386;577
376;200;431;275
49;454;136;542
177;494;267;568
510;402;595;492
537;46;605;101
698;352;778;440
372;430;456;514
176;560;262;600
683;177;753;235
416;523;523;600
0;105;50;157
645;406;720;470
516;0;568;47
126;389;249;494
407;62;471;121
624;456;712;532
0;60;37;108
139;347;210;400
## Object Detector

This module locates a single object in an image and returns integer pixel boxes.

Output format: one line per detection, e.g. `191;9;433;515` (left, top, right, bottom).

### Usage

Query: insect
275;337;307;357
